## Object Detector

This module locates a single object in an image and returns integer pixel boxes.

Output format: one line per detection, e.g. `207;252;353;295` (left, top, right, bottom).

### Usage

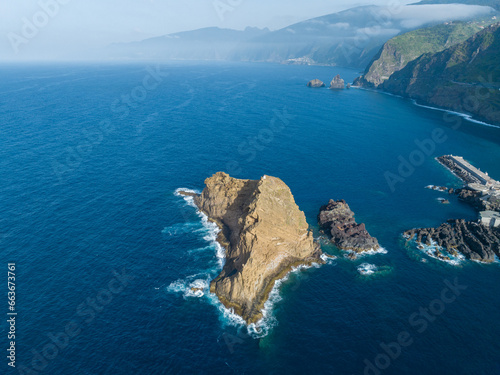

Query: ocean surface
1;62;500;375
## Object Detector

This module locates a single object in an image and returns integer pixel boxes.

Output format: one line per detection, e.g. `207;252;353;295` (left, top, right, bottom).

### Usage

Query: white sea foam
426;185;448;192
411;238;465;266
174;187;200;208
167;278;210;298
320;253;337;264
357;263;377;275
411;100;500;129
356;87;500;129
344;247;388;259
175;187;225;269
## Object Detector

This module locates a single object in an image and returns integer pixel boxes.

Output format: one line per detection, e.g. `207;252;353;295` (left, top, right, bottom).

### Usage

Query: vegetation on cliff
382;23;500;124
356;19;495;87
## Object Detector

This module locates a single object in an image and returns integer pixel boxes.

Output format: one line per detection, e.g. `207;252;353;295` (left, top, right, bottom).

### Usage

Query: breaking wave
357;263;377;275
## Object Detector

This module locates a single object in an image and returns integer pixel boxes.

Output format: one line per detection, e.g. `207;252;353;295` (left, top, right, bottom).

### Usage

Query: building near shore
479;211;500;228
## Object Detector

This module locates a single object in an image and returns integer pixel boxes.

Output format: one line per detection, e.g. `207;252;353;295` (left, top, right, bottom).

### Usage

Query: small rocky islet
307;79;325;88
307;74;348;89
318;199;380;256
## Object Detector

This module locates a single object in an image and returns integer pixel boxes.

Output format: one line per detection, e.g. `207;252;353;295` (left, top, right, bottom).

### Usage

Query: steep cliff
382;22;500;124
354;20;492;88
193;172;322;324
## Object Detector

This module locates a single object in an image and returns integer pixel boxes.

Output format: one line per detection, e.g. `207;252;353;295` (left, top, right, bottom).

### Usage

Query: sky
0;0;418;60
0;0;494;60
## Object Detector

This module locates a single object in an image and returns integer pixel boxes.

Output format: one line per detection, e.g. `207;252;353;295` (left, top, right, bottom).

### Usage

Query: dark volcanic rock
318;199;379;252
307;79;326;88
454;188;500;212
404;219;500;263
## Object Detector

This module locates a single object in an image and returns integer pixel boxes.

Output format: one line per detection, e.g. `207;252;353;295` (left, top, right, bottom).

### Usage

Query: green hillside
382;23;500;124
357;19;497;87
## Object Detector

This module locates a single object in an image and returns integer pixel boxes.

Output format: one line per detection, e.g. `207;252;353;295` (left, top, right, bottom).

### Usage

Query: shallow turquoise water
1;62;499;375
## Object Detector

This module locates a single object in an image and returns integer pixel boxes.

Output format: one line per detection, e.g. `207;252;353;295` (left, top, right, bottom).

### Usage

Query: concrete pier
437;155;500;189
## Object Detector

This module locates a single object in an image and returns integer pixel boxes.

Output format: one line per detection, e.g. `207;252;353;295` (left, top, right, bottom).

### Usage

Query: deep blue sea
1;62;500;375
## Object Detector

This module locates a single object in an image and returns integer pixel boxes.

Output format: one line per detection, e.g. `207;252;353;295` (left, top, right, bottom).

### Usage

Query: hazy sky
0;0;418;59
1;1;494;60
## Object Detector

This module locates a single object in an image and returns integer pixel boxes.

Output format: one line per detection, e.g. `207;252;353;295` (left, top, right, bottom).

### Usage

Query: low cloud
329;22;350;29
395;4;495;29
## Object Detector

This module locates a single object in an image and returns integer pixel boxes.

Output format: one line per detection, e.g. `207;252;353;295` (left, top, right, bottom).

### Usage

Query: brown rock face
194;172;322;324
329;74;345;89
307;79;326;88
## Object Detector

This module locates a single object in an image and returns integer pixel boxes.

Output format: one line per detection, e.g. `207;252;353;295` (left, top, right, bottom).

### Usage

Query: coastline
351;85;500;129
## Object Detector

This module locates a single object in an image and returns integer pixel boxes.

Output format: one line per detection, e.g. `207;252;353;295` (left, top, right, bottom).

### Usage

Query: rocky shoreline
405;156;500;263
186;172;322;324
404;219;500;263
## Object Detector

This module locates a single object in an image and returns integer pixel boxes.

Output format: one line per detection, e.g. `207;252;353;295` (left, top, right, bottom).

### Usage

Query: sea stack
318;199;379;252
307;79;326;88
193;172;322;324
329;75;345;89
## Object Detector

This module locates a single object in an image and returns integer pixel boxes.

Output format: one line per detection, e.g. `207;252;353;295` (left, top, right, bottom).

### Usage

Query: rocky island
307;79;326;88
329;74;345;89
318;199;379;254
189;172;322;324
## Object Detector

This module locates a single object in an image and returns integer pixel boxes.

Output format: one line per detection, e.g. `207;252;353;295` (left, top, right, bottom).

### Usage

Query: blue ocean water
1;62;500;375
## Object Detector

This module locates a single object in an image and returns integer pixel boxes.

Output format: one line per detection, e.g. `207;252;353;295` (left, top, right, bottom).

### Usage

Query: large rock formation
404;219;500;263
329;75;345;89
193;172;322;324
307;79;326;88
318;199;379;252
353;21;489;88
381;23;500;125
